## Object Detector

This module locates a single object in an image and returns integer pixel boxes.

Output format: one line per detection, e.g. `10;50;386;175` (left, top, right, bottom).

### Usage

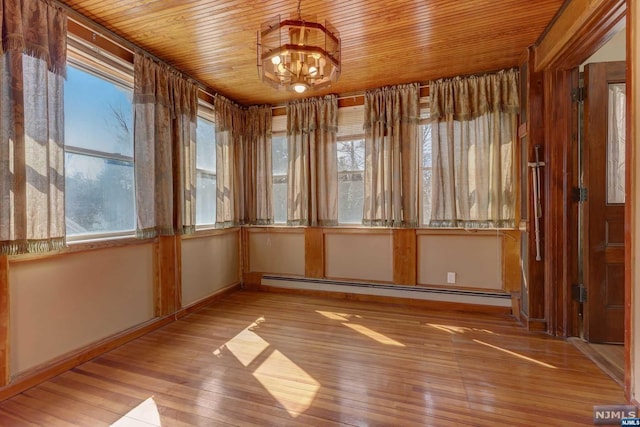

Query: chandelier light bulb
271;55;281;65
292;83;308;93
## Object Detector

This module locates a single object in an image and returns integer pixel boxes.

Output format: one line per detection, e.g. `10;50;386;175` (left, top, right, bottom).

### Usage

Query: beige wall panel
248;231;305;276
325;233;393;282
418;234;502;290
9;244;154;375
182;233;240;306
582;27;626;68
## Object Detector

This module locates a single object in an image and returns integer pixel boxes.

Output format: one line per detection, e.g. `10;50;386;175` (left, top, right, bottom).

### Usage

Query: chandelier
257;0;341;94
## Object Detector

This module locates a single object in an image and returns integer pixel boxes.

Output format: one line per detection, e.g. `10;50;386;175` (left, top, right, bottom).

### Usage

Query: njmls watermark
593;405;638;425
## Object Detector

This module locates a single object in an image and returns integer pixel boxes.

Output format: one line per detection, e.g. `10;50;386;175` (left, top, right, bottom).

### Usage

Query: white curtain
363;83;420;227
430;69;519;228
287;95;338;226
0;0;67;254
214;94;244;227
607;84;626;204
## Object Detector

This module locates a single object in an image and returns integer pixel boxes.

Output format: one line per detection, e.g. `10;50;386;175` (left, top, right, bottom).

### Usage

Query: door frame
531;0;628;392
582;61;627;343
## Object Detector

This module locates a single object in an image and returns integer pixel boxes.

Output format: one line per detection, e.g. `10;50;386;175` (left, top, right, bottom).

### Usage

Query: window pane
197;116;216;172
272;135;288;223
337;139;365;171
338;172;364;224
65;153;135;236
337;139;364;223
272;136;288;175
65;65;133;156
196;173;216;226
273;176;287;224
607;83;626;204
422;125;432;168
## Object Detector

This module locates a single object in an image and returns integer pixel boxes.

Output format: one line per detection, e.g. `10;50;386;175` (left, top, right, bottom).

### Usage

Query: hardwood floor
0;291;627;426
571;339;625;387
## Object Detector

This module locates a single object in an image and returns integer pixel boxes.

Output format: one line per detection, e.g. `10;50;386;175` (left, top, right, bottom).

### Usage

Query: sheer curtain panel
214;94;244;227
363;83;420;227
287;95;338;226
133;54;199;238
0;0;67;254
244;105;273;224
430;69;519;228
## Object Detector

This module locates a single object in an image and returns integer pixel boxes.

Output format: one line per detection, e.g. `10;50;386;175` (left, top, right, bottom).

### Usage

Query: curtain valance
1;0;67;75
430;69;520;121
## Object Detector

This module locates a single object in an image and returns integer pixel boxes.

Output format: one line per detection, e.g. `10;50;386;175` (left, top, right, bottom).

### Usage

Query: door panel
583;61;625;344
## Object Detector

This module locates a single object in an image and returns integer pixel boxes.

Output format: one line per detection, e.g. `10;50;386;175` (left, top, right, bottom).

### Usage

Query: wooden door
583;61;626;343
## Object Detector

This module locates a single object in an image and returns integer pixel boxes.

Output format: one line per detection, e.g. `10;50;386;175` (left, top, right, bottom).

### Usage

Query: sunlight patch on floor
111;396;161;427
213;317;268;367
316;310;355;321
253;350;320;417
220;326;269;367
343;323;405;347
427;323;496;335
213;317;320;418
318;310;404;346
473;339;557;369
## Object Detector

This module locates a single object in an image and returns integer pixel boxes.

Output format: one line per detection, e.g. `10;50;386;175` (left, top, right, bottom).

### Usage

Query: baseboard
176;283;241;319
518;311;548;332
258;276;512;315
0;282;241;402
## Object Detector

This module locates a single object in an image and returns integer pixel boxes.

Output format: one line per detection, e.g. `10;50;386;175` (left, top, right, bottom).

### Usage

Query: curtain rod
270;84;431;110
54;0;220;101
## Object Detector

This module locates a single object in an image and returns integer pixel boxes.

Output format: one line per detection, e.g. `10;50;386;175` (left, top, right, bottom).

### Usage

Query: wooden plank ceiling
59;0;565;106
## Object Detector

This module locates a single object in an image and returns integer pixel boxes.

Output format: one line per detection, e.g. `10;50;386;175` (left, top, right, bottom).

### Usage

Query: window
337;139;365;223
337;105;365;224
196;105;216;226
420;123;433;225
419;97;433;226
272;134;288;224
64;63;135;238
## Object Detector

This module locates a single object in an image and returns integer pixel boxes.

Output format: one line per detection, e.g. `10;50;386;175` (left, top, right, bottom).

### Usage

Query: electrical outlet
447;272;456;284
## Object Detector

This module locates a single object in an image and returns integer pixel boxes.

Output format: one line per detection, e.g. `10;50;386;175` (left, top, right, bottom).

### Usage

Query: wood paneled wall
244;227;520;295
0;229;241;402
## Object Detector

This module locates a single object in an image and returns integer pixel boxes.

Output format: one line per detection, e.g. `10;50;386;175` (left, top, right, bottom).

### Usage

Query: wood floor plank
0;290;628;426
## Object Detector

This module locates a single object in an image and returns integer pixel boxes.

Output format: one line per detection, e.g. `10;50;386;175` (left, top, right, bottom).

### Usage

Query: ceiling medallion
257;0;340;94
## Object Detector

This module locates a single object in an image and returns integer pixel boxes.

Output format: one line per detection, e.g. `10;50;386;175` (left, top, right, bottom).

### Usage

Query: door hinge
572;186;588;202
572;87;586;103
572;283;587;303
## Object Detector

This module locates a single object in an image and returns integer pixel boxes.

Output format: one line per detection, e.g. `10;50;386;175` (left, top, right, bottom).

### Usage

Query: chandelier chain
297;0;301;20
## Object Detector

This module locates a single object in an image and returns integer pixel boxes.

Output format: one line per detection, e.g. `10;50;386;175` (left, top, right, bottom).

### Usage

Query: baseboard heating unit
261;276;512;308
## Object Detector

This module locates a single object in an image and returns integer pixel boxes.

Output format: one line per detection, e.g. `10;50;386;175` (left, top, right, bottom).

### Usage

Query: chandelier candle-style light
257;0;340;94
